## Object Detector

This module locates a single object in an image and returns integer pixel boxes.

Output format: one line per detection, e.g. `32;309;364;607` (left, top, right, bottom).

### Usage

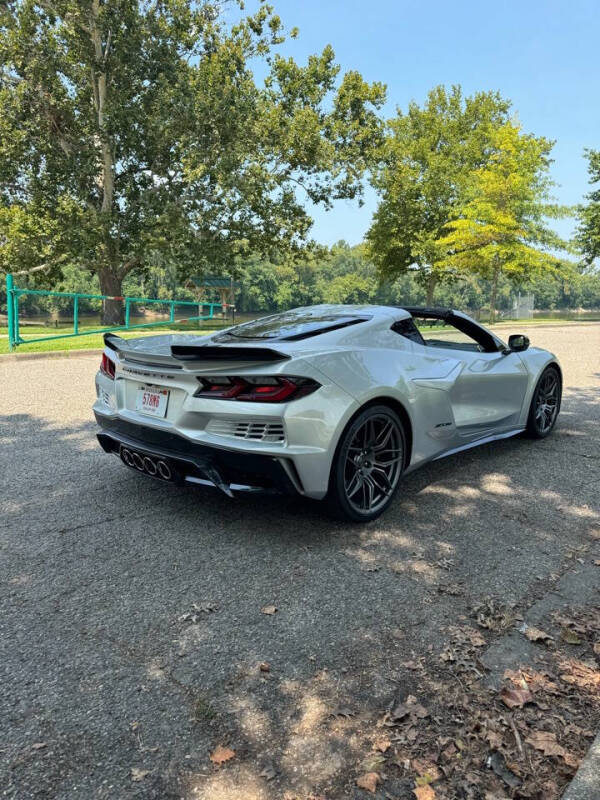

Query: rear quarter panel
308;330;466;469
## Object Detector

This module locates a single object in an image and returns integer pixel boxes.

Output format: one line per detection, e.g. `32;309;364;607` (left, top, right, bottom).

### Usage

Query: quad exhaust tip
120;448;172;481
156;460;172;480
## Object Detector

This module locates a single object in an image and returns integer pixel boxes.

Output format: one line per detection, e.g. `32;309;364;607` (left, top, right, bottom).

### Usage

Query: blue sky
248;0;600;246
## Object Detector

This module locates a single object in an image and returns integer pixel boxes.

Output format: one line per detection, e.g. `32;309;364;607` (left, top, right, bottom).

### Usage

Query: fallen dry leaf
486;730;503;749
261;605;277;615
31;742;47;750
373;737;391;753
525;730;562;755
406;695;429;718
356;772;379;793
441;742;458;761
440;646;456;662
525;730;579;766
388;703;410;722
522;625;553;643
464;626;487;647
412;757;441;781
210;745;236;766
560;627;583;645
414;785;436;800
503;669;530;688
499;686;533;708
559;659;600;691
131;768;150;782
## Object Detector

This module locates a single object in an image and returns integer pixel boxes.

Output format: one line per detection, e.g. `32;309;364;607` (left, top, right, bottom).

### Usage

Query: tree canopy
438;120;568;320
0;0;385;321
366;86;512;303
576;149;600;265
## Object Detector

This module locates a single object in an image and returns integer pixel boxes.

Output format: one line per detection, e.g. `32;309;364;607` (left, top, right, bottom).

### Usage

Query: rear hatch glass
214;310;370;342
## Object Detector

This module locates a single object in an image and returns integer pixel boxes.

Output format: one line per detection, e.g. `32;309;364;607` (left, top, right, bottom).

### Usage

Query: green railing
4;273;223;351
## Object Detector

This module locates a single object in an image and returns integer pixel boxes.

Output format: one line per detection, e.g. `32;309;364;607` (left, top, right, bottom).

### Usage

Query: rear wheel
328;405;406;522
526;365;561;438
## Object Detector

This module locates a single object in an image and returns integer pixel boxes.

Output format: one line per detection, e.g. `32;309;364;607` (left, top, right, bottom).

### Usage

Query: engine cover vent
206;418;286;444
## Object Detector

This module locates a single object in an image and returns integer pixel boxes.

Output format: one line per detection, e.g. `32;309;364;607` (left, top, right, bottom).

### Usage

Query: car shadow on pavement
1;386;599;799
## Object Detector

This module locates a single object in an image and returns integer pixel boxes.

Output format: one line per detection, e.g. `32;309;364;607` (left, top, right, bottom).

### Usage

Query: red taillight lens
195;376;320;403
237;377;300;403
100;353;116;379
196;376;247;399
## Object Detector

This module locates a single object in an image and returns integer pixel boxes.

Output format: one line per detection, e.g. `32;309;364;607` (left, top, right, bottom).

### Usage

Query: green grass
0;326;218;354
492;316;600;325
2;313;597;356
191;693;217;723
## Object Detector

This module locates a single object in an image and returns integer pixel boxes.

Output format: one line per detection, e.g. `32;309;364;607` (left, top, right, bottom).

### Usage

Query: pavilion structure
188;276;240;317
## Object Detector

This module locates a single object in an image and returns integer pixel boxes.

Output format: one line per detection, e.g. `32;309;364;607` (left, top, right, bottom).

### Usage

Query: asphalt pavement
1;323;599;799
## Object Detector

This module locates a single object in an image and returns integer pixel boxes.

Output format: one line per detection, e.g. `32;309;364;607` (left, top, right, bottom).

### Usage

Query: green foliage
367;86;512;301
438;120;569;319
576;149;600;265
0;0;385;321
5;242;600;323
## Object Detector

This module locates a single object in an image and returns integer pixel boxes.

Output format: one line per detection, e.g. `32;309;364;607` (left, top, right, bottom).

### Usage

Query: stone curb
562;731;600;799
0;348;103;362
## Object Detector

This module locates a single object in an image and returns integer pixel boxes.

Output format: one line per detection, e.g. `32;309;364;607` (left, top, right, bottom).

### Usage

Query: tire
526;365;562;439
327;404;406;522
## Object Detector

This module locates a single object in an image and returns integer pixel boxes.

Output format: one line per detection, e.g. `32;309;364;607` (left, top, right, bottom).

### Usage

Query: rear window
215;310;369;342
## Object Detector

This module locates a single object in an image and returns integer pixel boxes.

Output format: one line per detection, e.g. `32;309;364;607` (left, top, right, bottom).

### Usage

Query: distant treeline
8;242;600;319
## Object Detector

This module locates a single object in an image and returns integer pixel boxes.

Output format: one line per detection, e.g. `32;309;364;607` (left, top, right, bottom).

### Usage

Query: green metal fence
4;273;223;351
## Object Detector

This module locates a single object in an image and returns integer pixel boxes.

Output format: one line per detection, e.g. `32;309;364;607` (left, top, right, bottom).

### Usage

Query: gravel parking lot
1;323;599;799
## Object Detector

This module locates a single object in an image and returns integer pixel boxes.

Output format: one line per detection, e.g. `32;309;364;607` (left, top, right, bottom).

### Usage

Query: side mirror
508;334;530;352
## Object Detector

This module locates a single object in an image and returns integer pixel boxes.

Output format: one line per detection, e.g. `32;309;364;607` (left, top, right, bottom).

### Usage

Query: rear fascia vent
206;419;286;444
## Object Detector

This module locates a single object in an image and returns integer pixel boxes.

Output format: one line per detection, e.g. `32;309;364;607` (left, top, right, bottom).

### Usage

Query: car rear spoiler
170;345;291;363
104;332;127;353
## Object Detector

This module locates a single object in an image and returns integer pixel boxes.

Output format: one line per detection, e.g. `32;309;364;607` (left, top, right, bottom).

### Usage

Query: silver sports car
94;305;562;521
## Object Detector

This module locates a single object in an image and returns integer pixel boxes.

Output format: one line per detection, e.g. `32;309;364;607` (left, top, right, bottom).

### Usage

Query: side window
391;318;426;345
420;320;485;352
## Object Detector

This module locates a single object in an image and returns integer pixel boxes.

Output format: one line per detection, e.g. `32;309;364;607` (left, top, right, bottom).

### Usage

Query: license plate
136;385;169;418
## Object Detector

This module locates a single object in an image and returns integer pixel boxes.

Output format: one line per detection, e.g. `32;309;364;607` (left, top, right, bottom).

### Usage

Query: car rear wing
104;332;127;353
103;333;292;367
170;345;291;363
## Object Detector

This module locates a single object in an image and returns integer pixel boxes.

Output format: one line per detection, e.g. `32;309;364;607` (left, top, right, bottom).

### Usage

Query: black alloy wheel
329;404;406;522
527;366;561;438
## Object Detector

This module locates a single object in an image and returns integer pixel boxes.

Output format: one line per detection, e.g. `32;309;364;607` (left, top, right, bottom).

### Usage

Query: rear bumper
95;412;301;496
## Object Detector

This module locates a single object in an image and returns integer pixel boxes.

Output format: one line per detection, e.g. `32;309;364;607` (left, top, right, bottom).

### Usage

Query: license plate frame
135;385;170;418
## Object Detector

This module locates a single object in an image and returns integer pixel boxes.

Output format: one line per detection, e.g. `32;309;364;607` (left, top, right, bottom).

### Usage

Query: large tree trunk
91;0;119;326
488;266;500;324
98;268;124;325
426;274;438;306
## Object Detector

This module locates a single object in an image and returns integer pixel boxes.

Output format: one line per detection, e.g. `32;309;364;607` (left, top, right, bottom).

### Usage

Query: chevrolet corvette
94;305;562;521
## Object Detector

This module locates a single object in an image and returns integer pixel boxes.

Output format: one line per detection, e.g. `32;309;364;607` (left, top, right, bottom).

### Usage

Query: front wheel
328;405;406;522
526;365;561;439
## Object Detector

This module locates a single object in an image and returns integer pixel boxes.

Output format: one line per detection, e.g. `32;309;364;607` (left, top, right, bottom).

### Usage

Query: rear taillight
100;353;116;379
194;376;320;403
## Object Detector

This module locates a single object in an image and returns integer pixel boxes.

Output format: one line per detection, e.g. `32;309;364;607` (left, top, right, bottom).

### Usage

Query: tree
318;272;376;304
437;121;567;321
576;149;600;265
366;85;511;304
0;1;385;323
